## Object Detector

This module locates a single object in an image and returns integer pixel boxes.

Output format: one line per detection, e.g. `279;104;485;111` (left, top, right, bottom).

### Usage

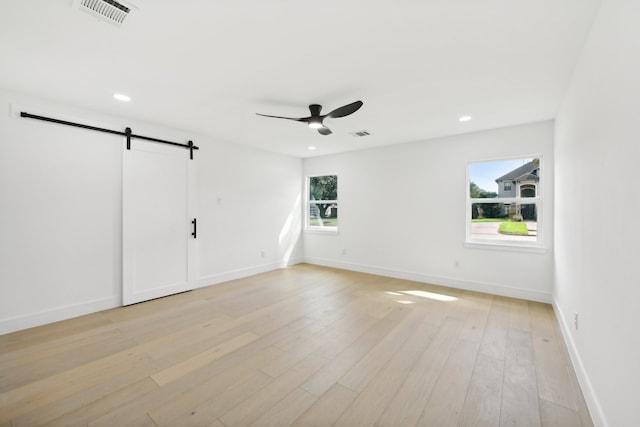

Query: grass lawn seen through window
498;220;529;235
471;218;530;236
309;217;338;227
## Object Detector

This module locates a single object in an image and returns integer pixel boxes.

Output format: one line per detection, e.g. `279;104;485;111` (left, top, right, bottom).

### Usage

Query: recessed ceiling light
308;146;317;150
113;93;131;102
458;115;472;122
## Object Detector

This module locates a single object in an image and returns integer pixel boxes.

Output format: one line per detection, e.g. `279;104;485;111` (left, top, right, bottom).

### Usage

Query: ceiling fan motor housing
308;104;323;116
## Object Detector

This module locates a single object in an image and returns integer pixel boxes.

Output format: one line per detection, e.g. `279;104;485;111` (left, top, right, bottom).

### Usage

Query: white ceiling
0;0;601;158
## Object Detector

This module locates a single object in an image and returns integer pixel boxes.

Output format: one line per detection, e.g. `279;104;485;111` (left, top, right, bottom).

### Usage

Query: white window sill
304;227;339;235
464;240;547;254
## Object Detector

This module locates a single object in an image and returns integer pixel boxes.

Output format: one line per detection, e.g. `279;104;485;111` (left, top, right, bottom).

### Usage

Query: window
307;174;338;231
520;184;536;197
467;157;542;248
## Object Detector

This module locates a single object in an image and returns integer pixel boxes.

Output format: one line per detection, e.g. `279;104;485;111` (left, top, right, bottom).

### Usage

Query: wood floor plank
416;339;480;426
338;306;427;392
261;331;325;378
10;350;167;426
150;331;259;386
120;308;233;346
140;345;281;426
532;333;578;411
300;306;409;397
248;387;318;427
104;412;158;427
0;347;152;424
291;383;358;427
333;321;437;427
375;316;466;427
141;314;236;360
459;303;491;343
311;314;379;360
0;328;134;393
480;324;508;360
218;353;327;427
528;301;556;339
418;297;453;327
458;352;504;427
508;298;531;332
0;264;593;427
30;378;159;427
539;398;583;427
486;296;510;329
0;313;113;354
500;328;541;427
149;368;272;426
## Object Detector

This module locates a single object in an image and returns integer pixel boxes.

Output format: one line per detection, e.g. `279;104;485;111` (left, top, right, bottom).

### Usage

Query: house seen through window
307;175;338;230
468;157;541;246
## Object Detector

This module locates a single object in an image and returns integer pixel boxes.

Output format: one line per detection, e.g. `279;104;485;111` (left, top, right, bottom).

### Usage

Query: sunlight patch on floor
386;290;458;302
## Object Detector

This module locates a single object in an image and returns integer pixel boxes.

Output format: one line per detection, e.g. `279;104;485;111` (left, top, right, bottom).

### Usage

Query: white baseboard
197;257;303;289
552;298;607;427
303;257;552;303
0;296;121;336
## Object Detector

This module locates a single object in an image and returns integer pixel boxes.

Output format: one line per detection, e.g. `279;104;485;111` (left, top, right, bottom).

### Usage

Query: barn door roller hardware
20;111;199;159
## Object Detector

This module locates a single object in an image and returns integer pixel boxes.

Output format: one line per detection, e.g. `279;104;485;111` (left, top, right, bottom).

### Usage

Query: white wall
197;135;303;285
554;1;640;426
0;89;302;334
304;121;554;302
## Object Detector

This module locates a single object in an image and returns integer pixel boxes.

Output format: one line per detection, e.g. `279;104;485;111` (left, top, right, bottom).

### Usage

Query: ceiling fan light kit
308;117;323;129
257;100;363;136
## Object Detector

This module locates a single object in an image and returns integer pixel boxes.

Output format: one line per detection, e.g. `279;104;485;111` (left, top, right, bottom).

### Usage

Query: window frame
465;155;544;252
305;174;339;234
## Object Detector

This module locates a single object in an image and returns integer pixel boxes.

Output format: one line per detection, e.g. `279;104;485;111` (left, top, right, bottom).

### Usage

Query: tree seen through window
308;175;338;228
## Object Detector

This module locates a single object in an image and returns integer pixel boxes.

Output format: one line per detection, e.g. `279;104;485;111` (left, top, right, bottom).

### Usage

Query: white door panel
123;140;197;305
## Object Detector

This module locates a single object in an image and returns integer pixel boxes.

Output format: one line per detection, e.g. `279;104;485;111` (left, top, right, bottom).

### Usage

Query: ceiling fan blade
256;113;307;122
326;100;363;119
318;126;332;135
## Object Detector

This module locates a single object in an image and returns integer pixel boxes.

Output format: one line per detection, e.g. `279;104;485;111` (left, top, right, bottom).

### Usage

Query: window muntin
307;175;338;230
467;157;542;247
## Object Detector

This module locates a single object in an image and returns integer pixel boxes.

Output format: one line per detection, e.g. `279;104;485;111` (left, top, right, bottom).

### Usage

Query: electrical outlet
261;250;265;258
574;313;579;330
454;260;460;269
342;248;347;256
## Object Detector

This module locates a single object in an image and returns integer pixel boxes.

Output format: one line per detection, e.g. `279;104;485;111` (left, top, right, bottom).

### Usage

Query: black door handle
191;218;197;239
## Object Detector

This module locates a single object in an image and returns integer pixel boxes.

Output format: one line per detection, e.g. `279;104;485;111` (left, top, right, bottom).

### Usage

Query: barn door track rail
20;111;199;159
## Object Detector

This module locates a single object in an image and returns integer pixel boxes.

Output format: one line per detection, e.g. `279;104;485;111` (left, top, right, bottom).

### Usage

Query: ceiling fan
256;100;363;135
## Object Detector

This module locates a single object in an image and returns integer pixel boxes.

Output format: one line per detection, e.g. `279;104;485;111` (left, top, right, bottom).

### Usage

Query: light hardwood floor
0;264;593;426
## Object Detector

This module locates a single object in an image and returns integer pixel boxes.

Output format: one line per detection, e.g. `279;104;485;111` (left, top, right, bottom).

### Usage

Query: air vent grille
350;130;371;137
78;0;131;26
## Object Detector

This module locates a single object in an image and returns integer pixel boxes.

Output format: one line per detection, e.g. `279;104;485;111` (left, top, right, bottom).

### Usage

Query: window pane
469;158;539;197
310;175;337;200
470;202;537;242
308;175;338;229
309;202;338;227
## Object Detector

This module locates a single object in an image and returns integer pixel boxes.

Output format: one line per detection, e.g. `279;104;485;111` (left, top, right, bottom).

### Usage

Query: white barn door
122;140;197;305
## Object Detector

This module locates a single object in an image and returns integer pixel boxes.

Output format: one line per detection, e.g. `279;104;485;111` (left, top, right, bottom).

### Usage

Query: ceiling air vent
350;130;371;137
75;0;133;26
